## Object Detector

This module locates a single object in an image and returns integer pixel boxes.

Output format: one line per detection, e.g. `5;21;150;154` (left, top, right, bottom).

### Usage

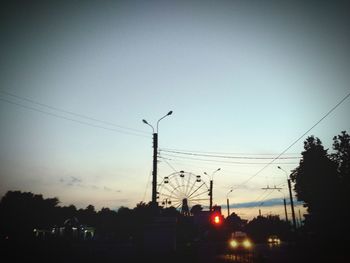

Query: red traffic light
210;212;223;226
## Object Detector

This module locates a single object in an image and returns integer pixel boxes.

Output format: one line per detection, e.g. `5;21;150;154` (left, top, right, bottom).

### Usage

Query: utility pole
152;133;158;207
278;166;297;231
278;189;289;223
227;198;230;217
261;186;289;222
298;209;303;227
283;198;289;223
143;111;173;210
261;186;282;190
204;168;220;212
288;179;297;230
226;189;233;217
209;180;213;211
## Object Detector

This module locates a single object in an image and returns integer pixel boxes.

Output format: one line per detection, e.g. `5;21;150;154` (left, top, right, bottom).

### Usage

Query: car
228;231;253;252
267;235;281;245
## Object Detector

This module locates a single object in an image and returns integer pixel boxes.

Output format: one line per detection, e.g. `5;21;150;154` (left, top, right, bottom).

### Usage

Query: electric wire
142;170;152;202
0;97;151;138
161;147;301;156
0;90;149;135
159;149;300;159
160;157;178;173
257;190;276;207
232;91;350;190
237;182;286;210
160;152;299;165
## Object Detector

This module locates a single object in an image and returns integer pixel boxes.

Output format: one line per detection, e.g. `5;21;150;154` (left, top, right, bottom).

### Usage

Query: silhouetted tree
133;202;152;222
291;133;349;240
245;215;290;243
57;205;78;226
77;204;97;227
331;131;350;238
190;204;203;215
162;206;179;216
0;191;59;240
225;212;246;232
95;207;118;240
332;131;350;190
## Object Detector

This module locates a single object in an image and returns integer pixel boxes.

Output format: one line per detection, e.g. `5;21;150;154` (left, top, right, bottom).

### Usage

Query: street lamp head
142;119;148;124
156;111;173;132
278;166;286;173
212;168;221;176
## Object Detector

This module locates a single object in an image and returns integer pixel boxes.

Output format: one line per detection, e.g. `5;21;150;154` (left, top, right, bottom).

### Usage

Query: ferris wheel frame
157;171;210;211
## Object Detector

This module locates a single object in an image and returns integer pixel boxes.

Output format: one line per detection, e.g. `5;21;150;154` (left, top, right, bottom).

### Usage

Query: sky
1;0;349;220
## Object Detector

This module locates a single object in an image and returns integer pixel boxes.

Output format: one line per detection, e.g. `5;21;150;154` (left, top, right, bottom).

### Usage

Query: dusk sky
1;0;349;220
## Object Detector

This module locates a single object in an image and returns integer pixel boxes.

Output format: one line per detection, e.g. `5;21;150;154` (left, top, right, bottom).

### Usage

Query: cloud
225;198;304;208
70;176;82;183
58;177;122;194
103;186;121;193
59;176;83;187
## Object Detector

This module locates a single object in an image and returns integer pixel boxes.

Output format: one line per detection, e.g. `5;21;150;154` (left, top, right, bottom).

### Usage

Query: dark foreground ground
2;238;349;263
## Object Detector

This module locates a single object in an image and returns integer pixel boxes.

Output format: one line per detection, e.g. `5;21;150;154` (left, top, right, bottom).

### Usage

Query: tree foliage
245;215;290;242
0;190;181;242
225;212;246;232
332;131;350;188
0;191;60;239
291;131;350;239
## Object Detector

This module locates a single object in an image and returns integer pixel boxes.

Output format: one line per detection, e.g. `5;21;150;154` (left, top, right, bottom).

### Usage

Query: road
212;242;348;263
4;238;348;263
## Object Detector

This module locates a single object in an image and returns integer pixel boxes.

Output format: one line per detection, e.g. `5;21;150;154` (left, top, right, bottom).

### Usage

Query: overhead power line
160;158;178;173
159;153;299;165
257;191;277;207
0;97;151;139
0;89;149;135
160;147;300;156
159;149;300;159
232;91;350;190
241;182;286;210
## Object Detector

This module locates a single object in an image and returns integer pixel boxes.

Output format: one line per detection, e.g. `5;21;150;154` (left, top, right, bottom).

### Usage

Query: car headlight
243;239;252;248
230;239;238;248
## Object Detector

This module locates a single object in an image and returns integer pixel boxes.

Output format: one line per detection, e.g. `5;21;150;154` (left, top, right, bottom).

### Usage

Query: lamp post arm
226;189;233;199
142;120;155;133
278;166;288;180
212;168;221;178
156;111;173;132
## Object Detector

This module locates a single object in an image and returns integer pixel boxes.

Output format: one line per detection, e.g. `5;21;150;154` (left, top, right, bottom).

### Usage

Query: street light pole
283;197;289;223
152;132;158;207
278;166;297;230
278;190;289;223
287;178;297;230
143;111;173;209
226;189;233;217
204;168;221;211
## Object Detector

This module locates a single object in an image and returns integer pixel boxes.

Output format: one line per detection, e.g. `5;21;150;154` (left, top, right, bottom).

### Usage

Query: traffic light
210;212;223;226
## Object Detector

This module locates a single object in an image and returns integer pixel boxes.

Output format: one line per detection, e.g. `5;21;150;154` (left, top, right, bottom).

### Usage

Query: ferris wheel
157;171;210;214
